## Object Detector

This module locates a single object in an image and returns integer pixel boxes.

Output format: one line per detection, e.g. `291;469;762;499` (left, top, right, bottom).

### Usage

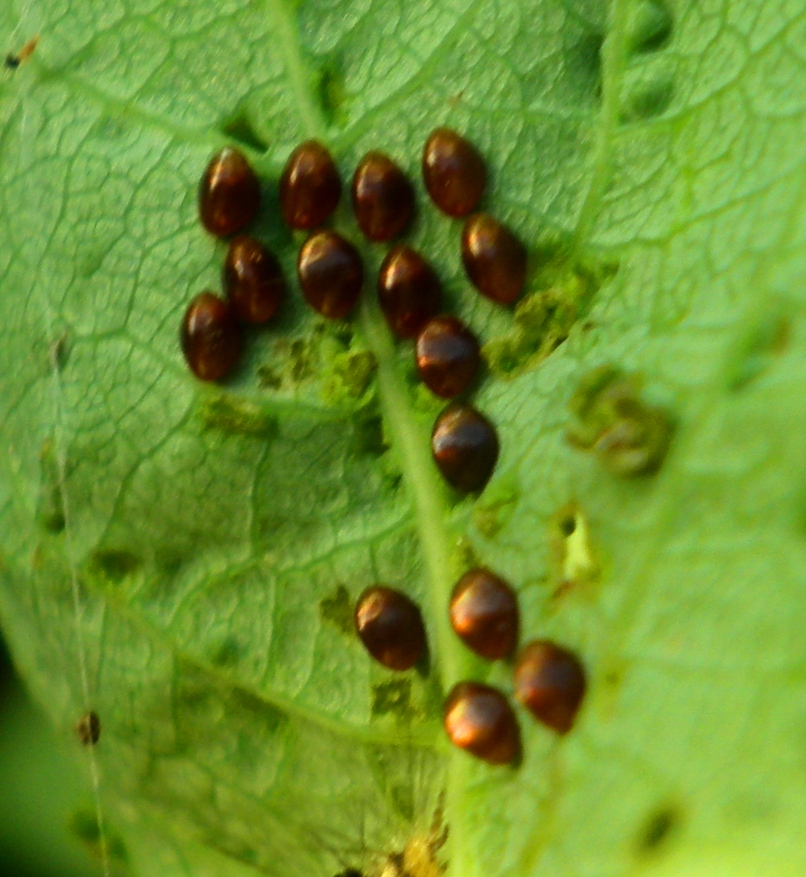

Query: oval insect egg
198;147;260;238
377;245;442;339
443;681;520;765
180;292;243;381
280;139;341;230
422;127;486;218
449;568;518;660
513;640;586;734
298;229;364;319
223;235;285;324
461;213;526;305
352;151;415;242
415;315;480;399
354;586;426;671
431;403;499;493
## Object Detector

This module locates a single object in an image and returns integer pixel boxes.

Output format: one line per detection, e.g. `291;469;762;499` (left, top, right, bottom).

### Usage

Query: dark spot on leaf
69;809;128;861
566;366;672;477
89;549;140;583
352;412;387;457
638;805;680;854
257;365;283;389
317;57;348;127
321;349;378;404
232;688;286;735
291;338;313;381
484;259;610;378
210;636;242;667
472;480;520;538
50;331;70;372
156;550;183;577
320;584;354;635
727;313;790;391
75;710;100;745
566;30;604;103
199;394;277;437
559;514;576;536
390;785;415;821
620;76;674;122
372;679;414;717
627;1;673;54
37;439;65;533
335;870;363;877
219;110;269;154
5;36;38;70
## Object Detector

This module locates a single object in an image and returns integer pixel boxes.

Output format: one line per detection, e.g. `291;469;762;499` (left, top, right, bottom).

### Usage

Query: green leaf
1;0;806;875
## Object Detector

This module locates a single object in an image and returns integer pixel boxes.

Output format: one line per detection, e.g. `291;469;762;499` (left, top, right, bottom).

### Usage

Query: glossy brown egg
355;585;426;671
279;140;341;230
223;235;285;324
443;681;520;765
422;128;486;217
513;640;586;734
352;151;415;242
297;230;364;319
76;710;101;746
415;315;480;398
461;213;527;305
377;245;441;338
180;292;243;381
198;147;260;238
449;568;518;660
431;403;499;493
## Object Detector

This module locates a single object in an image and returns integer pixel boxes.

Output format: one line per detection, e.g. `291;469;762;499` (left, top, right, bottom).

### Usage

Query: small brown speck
5;36;39;69
76;711;100;746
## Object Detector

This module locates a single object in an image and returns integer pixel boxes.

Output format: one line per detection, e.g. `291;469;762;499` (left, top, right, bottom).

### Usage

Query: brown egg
75;711;101;746
180;292;243;381
355;585;426;671
461;213;526;305
415;315;480;398
513;640;586;734
449;568;518;660
422;128;486;217
279;140;341;230
198;147;260;238
223;235;285;324
443;681;520;765
297;230;364;319
352;151;415;242
431;403;499;493
377;245;441;338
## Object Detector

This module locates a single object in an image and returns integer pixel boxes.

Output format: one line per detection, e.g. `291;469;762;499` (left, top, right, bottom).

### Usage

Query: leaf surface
1;0;806;875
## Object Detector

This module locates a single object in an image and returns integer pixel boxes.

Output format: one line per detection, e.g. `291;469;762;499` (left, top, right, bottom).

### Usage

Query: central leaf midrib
270;4;476;875
265;0;463;689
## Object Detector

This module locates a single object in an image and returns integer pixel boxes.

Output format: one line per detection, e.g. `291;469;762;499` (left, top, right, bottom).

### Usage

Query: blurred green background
0;632;97;877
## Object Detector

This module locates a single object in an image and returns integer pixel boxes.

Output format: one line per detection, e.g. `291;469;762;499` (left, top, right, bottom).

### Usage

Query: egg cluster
356;571;585;766
184;131;585;766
